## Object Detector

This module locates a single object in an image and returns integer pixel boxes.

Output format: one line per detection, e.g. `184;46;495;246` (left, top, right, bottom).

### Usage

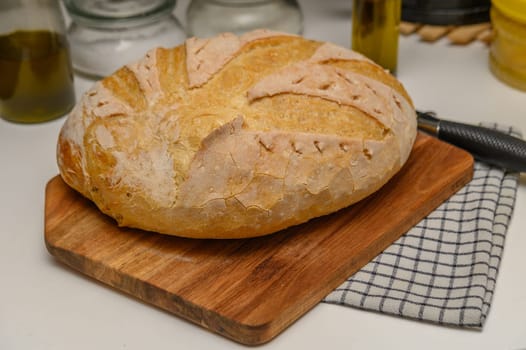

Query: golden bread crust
57;30;417;238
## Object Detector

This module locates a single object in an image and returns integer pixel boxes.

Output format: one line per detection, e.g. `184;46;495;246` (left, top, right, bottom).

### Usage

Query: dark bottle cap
402;0;490;25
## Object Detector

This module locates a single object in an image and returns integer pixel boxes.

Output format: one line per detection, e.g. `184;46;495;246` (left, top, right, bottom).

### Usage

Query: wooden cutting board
45;132;473;345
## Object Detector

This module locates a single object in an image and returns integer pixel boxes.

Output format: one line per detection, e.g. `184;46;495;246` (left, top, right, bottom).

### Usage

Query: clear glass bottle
63;0;186;78
352;0;401;75
186;0;303;38
0;0;75;123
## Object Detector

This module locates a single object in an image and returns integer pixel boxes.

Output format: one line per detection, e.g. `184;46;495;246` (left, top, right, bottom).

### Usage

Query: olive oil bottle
0;30;75;123
352;0;401;74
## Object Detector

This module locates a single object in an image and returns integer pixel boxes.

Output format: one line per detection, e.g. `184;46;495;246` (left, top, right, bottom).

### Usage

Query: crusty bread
57;30;417;239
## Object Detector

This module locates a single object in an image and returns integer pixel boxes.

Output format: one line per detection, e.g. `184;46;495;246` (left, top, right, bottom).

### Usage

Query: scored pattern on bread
186;29;294;88
57;30;417;238
247;62;415;165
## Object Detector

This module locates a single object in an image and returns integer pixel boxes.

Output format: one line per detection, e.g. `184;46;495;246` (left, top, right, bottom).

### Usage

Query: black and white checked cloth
324;126;522;328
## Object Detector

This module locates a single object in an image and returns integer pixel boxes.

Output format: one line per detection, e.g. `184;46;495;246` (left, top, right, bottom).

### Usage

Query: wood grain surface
44;132;473;345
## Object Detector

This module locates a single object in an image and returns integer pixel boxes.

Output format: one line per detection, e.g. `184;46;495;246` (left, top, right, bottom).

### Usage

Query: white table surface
1;1;525;349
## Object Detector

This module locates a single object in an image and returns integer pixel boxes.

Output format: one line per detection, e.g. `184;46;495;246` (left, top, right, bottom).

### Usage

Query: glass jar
63;0;185;78
186;0;303;38
352;0;401;75
0;0;75;123
489;0;526;91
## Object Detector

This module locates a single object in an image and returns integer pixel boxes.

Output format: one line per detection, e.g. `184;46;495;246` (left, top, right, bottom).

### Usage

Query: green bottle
352;0;401;75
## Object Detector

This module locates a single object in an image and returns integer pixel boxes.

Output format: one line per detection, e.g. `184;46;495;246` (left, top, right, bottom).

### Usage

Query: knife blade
417;111;526;172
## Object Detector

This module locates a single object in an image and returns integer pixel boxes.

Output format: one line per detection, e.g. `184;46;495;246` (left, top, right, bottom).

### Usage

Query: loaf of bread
57;30;417;239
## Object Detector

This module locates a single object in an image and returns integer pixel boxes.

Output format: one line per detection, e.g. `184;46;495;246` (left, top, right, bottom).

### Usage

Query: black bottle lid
402;0;490;25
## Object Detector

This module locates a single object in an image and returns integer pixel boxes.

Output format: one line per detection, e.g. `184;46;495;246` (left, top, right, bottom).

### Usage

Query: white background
1;0;525;349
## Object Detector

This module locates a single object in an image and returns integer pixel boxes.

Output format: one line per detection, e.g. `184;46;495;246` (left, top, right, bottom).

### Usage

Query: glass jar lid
186;0;303;37
63;0;177;28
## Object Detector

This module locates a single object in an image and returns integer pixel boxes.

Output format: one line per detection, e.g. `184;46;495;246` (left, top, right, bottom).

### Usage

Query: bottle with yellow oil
489;0;526;91
0;0;75;124
352;0;401;75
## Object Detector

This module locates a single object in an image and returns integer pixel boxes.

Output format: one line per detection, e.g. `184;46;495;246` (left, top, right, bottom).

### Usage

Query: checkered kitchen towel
324;126;522;328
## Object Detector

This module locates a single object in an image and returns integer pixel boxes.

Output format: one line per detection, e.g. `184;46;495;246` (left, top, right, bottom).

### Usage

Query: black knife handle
438;120;526;172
